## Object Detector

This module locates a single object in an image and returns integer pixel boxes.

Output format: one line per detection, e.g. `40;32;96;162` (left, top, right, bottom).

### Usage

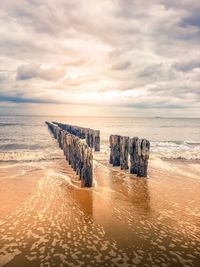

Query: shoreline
0;156;199;219
160;157;200;163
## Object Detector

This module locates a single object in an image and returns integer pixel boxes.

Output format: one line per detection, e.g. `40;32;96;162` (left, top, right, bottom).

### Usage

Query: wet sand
0;157;200;267
0;164;43;218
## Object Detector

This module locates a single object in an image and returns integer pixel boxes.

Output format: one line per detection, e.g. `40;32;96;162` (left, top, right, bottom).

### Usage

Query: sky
0;0;200;117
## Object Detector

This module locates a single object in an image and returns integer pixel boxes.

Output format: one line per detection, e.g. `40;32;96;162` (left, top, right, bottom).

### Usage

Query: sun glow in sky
0;0;200;117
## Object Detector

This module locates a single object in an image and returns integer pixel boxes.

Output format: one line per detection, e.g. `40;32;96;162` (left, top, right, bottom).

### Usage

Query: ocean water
0;116;200;267
0;116;200;162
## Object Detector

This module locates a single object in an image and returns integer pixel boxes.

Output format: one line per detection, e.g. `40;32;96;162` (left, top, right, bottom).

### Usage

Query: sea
0;116;200;162
0;115;200;267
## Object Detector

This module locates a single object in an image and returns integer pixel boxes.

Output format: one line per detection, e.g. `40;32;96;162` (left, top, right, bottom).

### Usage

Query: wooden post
81;145;93;187
120;136;129;170
94;130;100;151
137;139;150;177
76;140;83;177
129;137;140;174
109;135;114;164
85;129;93;148
109;135;120;166
63;132;67;156
90;129;94;148
67;134;73;165
57;128;62;148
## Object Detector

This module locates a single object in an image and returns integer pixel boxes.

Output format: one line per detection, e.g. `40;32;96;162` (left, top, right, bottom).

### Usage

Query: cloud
111;61;132;70
0;72;9;82
138;63;176;81
0;95;51;104
0;0;200;116
173;59;200;72
16;64;66;81
180;12;200;28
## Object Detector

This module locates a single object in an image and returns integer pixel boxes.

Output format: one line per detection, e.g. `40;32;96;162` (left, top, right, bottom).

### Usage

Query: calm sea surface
0;116;200;267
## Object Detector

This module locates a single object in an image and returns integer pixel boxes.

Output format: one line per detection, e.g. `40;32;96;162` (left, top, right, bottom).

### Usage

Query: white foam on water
151;141;200;160
0;148;63;163
46;169;83;190
97;140;200;161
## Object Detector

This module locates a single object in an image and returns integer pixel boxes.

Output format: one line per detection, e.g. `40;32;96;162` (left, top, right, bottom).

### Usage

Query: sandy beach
0;156;199;267
0;164;44;219
1;0;200;264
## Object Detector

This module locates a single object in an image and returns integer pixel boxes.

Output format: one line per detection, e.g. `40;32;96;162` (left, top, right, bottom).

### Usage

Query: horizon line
0;114;200;119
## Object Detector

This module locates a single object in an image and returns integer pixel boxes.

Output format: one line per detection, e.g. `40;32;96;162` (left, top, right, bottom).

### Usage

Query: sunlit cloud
0;0;200;117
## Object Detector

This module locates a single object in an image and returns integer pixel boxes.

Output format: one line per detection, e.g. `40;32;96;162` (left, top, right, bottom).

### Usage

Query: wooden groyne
52;122;100;151
46;122;93;187
109;135;150;177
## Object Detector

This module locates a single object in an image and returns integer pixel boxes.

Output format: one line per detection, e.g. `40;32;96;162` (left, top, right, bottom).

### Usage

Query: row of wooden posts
46;121;93;187
109;135;150;177
46;121;150;187
52;121;100;152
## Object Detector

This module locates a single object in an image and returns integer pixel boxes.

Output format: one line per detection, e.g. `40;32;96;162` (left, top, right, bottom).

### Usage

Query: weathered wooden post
57;128;62;148
129;137;140;174
137;139;150;177
89;129;94;148
85;129;93;148
81;146;93;187
94;130;100;151
109;135;114;164
76;140;83;177
65;134;69;161
114;135;121;166
71;136;76;171
120;136;129;170
61;130;65;153
67;135;73;166
73;136;80;172
109;135;120;166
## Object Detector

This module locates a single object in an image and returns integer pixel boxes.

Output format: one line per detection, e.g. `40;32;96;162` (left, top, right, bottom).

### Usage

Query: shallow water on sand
0;116;200;266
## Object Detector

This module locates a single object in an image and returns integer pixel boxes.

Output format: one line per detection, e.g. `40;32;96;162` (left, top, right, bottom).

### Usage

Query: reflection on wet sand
0;156;200;267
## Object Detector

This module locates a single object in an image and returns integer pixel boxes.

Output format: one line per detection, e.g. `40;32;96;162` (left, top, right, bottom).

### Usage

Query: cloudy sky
0;0;200;117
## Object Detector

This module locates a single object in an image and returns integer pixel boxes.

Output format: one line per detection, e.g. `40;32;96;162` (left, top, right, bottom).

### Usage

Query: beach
0;116;200;267
1;0;200;265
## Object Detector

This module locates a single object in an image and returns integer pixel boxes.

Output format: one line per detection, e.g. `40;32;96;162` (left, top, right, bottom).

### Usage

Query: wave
152;140;200;145
186;141;200;146
0;140;200;163
0;138;18;142
0;157;62;164
100;141;200;160
0;143;48;151
0;150;63;163
151;141;200;160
